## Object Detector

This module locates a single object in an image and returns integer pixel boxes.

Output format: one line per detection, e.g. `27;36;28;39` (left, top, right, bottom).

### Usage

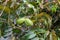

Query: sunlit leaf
51;4;58;13
25;18;33;26
58;37;60;40
17;17;25;24
58;0;60;4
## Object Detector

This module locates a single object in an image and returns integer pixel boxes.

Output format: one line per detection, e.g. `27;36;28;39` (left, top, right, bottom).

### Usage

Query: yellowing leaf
58;0;60;4
35;12;52;20
51;30;57;40
0;5;10;13
36;12;52;27
31;20;36;23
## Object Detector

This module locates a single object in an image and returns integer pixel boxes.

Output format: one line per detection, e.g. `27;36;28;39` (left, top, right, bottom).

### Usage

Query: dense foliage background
0;0;60;40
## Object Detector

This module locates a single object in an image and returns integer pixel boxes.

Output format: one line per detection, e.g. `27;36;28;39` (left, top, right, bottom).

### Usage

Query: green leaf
32;37;39;40
25;18;33;26
44;31;50;39
23;31;36;39
58;37;60;40
35;28;46;33
28;33;36;39
51;4;57;13
17;17;25;24
40;38;44;40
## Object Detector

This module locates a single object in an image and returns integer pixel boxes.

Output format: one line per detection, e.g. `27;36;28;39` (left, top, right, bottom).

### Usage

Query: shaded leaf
32;37;39;40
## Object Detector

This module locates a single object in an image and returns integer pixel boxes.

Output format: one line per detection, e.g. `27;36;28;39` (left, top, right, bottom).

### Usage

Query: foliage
0;0;60;40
